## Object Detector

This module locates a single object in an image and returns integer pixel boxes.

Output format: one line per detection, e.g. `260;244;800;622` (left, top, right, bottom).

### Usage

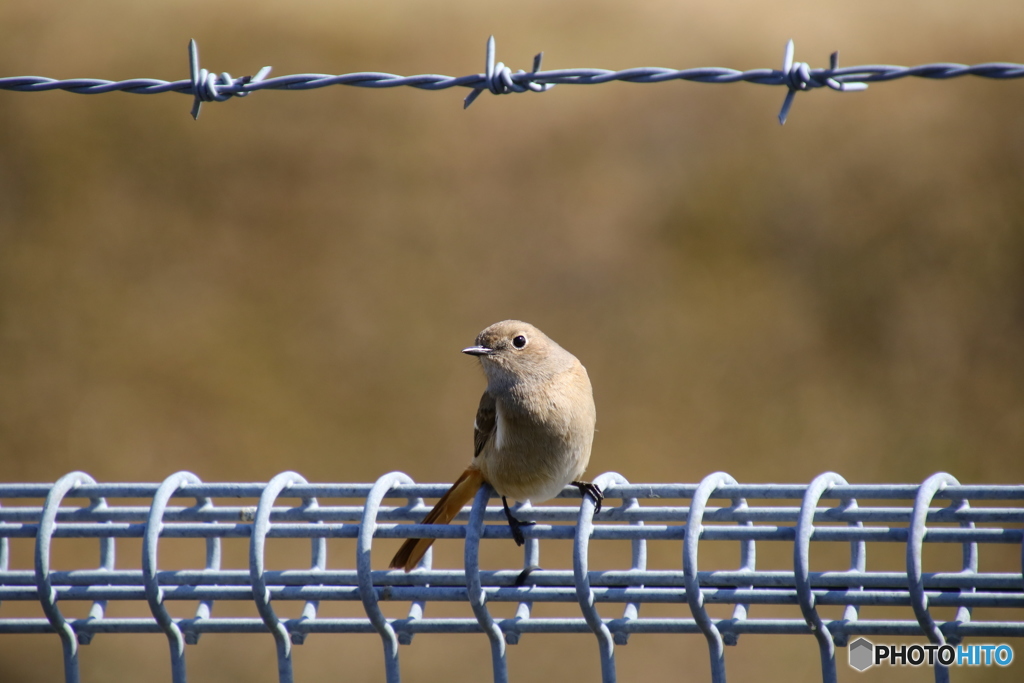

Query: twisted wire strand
0;37;1021;123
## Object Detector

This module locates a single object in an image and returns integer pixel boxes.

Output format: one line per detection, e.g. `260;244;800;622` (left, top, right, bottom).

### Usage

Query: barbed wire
0;37;1022;124
1;470;1022;683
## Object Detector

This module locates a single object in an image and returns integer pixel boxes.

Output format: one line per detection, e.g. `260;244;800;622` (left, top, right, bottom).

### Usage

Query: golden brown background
1;0;1023;681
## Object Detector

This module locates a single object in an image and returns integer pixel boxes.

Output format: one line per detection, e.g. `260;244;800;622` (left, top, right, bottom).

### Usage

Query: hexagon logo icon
849;638;874;671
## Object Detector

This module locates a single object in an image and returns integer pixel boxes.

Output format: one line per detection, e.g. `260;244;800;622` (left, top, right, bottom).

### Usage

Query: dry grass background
1;0;1023;681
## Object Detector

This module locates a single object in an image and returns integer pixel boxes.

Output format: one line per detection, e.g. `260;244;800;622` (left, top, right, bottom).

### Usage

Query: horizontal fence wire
0;471;1022;683
1;37;1023;123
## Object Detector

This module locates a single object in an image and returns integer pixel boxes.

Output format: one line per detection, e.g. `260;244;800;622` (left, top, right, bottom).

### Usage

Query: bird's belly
480;422;590;503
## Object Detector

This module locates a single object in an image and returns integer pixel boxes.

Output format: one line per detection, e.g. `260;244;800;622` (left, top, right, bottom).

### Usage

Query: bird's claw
508;517;534;546
572;481;604;514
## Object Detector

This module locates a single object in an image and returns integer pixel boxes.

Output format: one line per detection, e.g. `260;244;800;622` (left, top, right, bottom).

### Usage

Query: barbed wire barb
777;40;868;125
463;36;553;109
188;39;272;120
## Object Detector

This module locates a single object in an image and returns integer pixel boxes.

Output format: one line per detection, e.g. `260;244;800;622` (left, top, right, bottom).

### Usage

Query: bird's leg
502;496;535;546
572;481;604;514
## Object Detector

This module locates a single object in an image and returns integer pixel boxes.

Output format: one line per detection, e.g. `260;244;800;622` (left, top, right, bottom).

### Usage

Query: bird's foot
502;496;535;547
572;481;604;514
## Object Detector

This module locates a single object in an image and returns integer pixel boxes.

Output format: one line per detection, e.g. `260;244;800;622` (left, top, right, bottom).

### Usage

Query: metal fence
1;37;1023;123
0;470;1022;683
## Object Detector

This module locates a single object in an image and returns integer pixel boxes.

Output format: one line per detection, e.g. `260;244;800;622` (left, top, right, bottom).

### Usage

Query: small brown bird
390;320;601;571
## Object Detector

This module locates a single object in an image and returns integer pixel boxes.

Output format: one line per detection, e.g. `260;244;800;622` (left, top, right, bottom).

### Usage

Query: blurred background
1;0;1023;680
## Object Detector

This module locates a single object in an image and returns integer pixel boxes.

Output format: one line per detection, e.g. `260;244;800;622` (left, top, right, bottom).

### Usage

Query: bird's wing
473;389;497;458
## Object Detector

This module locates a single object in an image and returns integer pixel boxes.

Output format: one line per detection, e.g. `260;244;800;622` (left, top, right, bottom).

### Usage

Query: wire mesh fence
0;470;1021;683
1;37;1023;122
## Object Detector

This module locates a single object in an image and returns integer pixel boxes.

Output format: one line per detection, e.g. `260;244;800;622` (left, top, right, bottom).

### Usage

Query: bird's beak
462;345;493;356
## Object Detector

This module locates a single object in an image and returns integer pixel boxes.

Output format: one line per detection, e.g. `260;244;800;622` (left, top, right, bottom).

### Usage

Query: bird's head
463;320;573;385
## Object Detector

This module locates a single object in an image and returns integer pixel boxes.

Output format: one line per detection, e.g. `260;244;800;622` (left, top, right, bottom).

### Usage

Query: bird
390;320;601;572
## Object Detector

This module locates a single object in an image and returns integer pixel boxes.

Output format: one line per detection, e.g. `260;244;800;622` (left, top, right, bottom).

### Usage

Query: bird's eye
512;335;527;349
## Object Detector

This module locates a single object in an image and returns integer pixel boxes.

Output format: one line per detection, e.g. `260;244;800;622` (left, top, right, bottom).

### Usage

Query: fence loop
34;471;100;683
794;472;852;683
465;484;509;683
945;492;978;647
359;471;416;683
908;472;961;683
143;471;206;683
684;471;740;683
574;471;632;683
250;471;314;683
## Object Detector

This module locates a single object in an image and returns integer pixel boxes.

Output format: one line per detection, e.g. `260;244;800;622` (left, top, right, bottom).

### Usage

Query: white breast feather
494;402;507;452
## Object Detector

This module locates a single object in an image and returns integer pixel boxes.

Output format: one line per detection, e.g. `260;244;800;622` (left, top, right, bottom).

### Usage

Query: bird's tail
389;467;485;572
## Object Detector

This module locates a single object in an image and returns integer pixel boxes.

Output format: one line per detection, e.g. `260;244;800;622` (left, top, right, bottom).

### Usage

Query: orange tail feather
389;467;485;572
